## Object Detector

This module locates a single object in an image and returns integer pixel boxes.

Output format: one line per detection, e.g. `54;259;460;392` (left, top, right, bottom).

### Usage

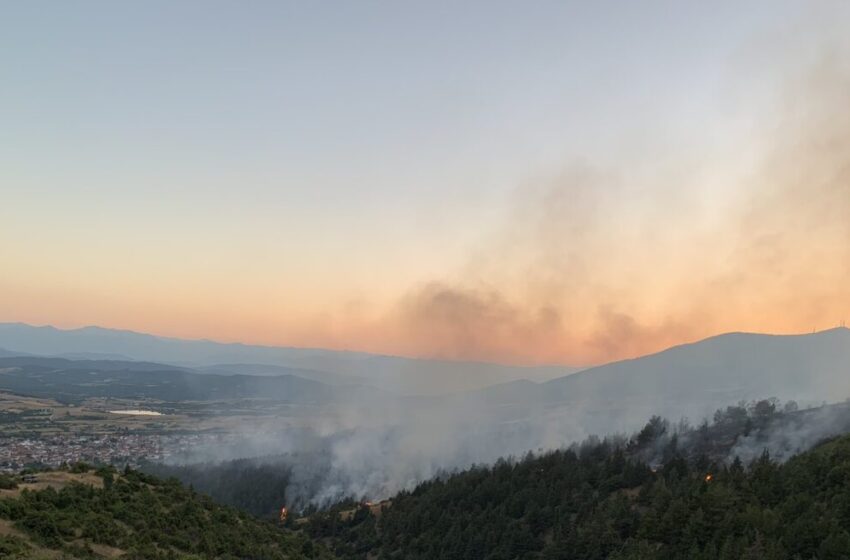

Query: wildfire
704;474;713;482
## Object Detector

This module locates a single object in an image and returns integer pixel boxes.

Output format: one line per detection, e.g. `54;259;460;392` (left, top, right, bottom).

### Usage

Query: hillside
0;356;373;405
0;465;327;560
4;329;850;507
149;398;850;515
545;328;850;402
307;413;850;559
468;328;850;435
0;323;578;395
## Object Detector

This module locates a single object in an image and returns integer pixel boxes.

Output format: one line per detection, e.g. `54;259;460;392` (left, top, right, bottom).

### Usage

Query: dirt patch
70;539;126;559
0;518;25;538
35;471;104;489
90;542;126;558
0;487;19;499
0;391;55;411
338;500;392;521
366;500;391;518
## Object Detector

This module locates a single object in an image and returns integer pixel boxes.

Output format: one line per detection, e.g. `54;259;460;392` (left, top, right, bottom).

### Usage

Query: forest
145;398;850;515
304;402;850;559
144;457;296;520
5;400;850;558
0;465;327;559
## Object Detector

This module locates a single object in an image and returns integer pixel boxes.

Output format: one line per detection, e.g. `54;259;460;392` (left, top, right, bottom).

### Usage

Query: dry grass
90;543;126;558
0;518;24;537
0;519;65;559
0;471;104;500
0;391;54;412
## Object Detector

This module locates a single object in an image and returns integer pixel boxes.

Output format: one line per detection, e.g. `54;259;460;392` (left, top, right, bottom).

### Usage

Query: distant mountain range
2;323;849;503
465;327;850;434
0;323;578;395
0;355;384;405
544;328;850;404
1;323;848;432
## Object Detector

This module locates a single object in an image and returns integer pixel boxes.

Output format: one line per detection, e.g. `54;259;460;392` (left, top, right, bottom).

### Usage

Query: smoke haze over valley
2;3;850;558
2;323;848;505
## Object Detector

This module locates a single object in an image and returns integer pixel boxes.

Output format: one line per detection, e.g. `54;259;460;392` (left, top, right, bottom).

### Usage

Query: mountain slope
0;347;29;358
469;328;850;433
0;466;327;559
0;323;578;395
199;362;368;387
546;327;850;400
308;413;850;559
0;356;374;405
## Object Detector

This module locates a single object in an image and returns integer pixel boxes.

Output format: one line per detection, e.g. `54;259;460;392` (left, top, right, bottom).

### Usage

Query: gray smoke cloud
381;19;850;366
726;402;850;465
164;394;850;509
165;14;850;508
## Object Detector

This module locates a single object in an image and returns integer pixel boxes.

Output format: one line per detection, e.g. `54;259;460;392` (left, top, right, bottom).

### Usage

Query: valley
1;325;849;558
6;4;849;557
1;327;849;504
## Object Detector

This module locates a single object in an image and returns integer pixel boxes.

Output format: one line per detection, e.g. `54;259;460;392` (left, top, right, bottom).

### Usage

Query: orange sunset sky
2;2;848;366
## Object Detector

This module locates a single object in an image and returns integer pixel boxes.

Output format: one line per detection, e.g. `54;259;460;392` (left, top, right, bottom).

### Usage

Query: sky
2;1;849;365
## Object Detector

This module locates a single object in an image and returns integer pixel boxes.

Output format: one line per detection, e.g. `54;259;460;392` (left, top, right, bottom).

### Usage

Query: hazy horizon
2;319;848;370
3;1;849;365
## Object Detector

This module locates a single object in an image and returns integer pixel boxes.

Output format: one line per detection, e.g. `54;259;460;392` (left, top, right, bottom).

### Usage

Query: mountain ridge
0;322;580;395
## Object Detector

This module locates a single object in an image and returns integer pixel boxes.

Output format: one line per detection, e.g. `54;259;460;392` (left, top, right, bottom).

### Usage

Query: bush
0;534;31;557
70;462;92;473
0;474;18;490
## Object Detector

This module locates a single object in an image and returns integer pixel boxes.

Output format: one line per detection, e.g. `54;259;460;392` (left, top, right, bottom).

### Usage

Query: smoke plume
382;37;850;366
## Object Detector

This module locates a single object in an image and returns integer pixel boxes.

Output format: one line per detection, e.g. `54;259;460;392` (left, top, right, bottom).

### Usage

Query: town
0;433;231;473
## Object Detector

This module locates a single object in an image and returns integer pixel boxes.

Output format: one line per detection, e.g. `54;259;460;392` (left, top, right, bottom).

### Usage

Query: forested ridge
5;400;850;559
0;466;327;559
145;458;295;520
306;404;850;559
146;399;850;519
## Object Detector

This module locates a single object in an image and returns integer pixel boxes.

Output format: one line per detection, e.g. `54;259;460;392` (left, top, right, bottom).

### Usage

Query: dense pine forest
305;402;850;559
144;457;296;520
144;399;850;516
5;400;850;559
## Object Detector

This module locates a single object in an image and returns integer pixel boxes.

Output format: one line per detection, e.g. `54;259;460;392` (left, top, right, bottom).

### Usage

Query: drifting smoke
168;403;603;508
383;33;850;366
160;398;850;510
629;400;850;471
726;402;850;464
163;18;850;509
